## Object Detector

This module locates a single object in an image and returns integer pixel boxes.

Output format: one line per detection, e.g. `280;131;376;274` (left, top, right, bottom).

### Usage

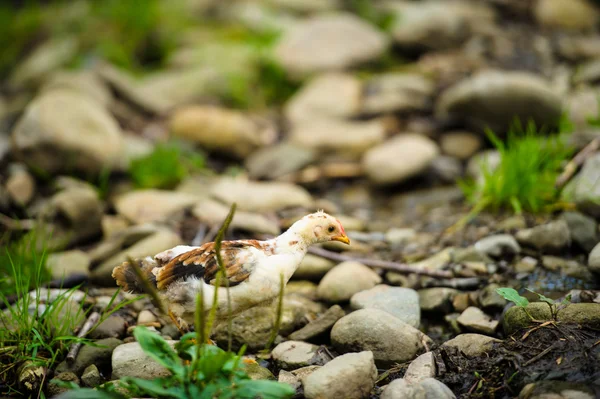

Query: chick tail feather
112;257;157;294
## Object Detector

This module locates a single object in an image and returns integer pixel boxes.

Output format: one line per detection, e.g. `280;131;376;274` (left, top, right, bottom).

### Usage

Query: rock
361;73;434;115
475;234;521;259
457;307;498;335
350;285;420;327
210;178;313;212
436;71;562;134
90;229;182;286
271;341;330;370
331;309;431;367
290;118;386;158
362;133;439;185
502;303;554;334
442;334;501;357
381;378;456;399
289;305;344;342
478;284;507;309
404;352;436;384
317;261;382;303
245;142;316;180
294;254;336;280
12;89;123;174
302;351;377;399
386;1;495;50
418;288;459;313
5;164;35;206
112;340;177;379
46;250;91;280
440;131;482;160
42;70;112;108
89;315;127;339
564;211;599;253
278;365;320;390
519;380;596;399
274;13;388;77
564;154;600;218
534;0;599;31
56;338;122;376
81;364;103;387
169;106;276;159
47;371;80;397
516;220;571;253
244;362;275;380
114;190;197;224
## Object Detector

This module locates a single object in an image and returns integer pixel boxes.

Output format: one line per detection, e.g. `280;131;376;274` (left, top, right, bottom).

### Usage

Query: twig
555;137;600;189
66;312;100;364
307;246;454;278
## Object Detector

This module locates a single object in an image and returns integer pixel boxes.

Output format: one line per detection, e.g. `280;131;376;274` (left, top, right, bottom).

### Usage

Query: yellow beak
332;235;350;245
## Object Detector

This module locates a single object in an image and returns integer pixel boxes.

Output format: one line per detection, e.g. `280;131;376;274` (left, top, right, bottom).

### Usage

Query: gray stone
288;305;345;342
302;351;377;399
519;380;596;399
436;71;563;134
89;315;127;339
362;133;440;185
418;288;459;313
442;334;501;357
56;338;123;376
475;234;521;258
81;364;103;387
457;307;498;335
271;341;330;370
381;378;456;399
317;261;382;303
294;254;336;281
112;341;177;379
563;153;600;218
563;211;598;253
516;220;571;253
478;284;507;309
331;309;431;367
404;352;436;384
350;285;420;327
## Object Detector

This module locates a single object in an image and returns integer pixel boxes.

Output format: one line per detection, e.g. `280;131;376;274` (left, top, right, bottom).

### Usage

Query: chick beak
332;235;350;245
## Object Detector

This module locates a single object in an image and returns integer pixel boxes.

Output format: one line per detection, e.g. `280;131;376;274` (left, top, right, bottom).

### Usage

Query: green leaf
496;288;529;307
234;380;296;399
133;326;183;375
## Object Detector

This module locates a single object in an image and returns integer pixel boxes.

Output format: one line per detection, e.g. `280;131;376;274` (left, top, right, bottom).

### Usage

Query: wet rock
419;288;459;313
436;71;562;134
516;220;571;253
563;153;600;218
362;133;439;185
331;309;431;367
115;190;197;224
289;305;345;342
42;70;112;108
350;285;420;327
5;164;35;206
210;178;313;212
302;351;377;399
89;315;127;339
563;211;598;253
244;362;275;380
192;199;280;235
81;364;103;387
12;89;123;174
278;365;320;390
245;142;316;180
169;106;276;158
294;254;336;281
502;303;554;334
404;352;435;384
475;234;521;259
519;380;597;399
112;341;177;379
317;261;382;303
274;13;388;77
47;371;80;397
457;307;498;335
381;378;455;399
534;0;599;31
47;250;90;280
56;338;122;376
442;334;501;357
440;131;482;160
361;73;434;115
272;341;330;370
478;284;507;309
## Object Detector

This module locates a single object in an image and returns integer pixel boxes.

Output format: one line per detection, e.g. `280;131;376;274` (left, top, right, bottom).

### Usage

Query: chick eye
328;226;335;233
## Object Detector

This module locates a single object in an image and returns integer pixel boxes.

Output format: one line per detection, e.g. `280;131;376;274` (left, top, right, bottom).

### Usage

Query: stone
418;288;459;313
114;190;197;224
210;178;313;212
478;284;507;309
5;164;35;206
442;334;501;357
294;254;336;280
362;133;439;185
534;0;599;31
502;303;554;335
331;309;431;367
169;106;276;159
516;220;571;253
112;340;177;379
56;338;123;376
271;341;330;370
457;307;498;335
47;250;91;280
404;352;436;384
436;71;562;134
47;371;80;397
81;364;103;387
381;378;456;399
440;131;482;160
278;365;320;390
519;380;596;399
42;70;112;108
563;154;600;218
317;261;382;303
564;212;599;254
302;351;377;399
288;305;345;342
475;234;521;259
192;199;280;235
350;285;420;327
274;13;388;77
361;73;434;116
245;142;316;180
12;89;123;174
89;315;127;339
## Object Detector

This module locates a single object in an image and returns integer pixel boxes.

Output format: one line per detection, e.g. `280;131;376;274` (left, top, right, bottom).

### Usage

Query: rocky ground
3;0;600;398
